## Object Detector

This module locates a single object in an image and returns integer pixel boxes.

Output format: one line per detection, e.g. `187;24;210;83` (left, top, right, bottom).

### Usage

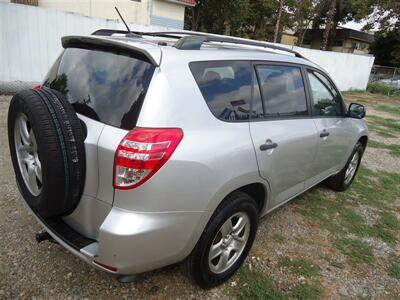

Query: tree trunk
224;20;231;35
273;0;283;43
321;0;336;50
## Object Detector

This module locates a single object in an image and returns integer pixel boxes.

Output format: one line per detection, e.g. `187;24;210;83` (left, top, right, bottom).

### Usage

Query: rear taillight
113;127;183;189
32;84;41;90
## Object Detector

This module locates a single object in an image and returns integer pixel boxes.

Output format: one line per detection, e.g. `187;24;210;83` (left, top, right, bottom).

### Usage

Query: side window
307;70;342;116
189;61;252;121
255;65;308;117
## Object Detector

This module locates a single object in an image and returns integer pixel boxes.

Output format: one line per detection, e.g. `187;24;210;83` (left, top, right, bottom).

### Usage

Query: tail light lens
113;127;183;189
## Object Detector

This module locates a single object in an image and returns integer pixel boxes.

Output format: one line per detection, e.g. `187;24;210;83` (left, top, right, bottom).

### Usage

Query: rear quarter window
43;48;155;130
189;61;253;121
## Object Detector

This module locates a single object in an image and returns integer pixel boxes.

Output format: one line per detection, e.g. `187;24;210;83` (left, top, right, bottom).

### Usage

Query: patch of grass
279;257;320;278
388;262;400;279
234;267;322;300
368;140;400;157
367;124;397;138
376;104;400;116
272;233;286;244
367;115;400;133
235;267;287;300
367;82;400;97
379;211;400;230
289;283;322;300
344;167;400;207
334;238;374;264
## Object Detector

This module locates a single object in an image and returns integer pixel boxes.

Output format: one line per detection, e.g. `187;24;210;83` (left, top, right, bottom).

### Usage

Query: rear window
43;48;155;130
189;61;252;121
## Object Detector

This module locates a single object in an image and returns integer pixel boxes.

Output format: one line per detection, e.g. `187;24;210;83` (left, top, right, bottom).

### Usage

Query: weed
379;211;400;230
272;233;286;244
367;124;397;138
289;283;322;300
235;267;287;300
334;238;374;264
388;262;400;279
368;140;400;157
278;257;320;278
367;115;400;133
367;82;400;97
376;104;400;116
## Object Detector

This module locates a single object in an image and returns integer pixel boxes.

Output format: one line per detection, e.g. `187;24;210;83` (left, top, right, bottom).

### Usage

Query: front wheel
325;142;364;191
184;191;259;288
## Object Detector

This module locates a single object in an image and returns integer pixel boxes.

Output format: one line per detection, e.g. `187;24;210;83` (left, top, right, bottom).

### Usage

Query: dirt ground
0;92;399;299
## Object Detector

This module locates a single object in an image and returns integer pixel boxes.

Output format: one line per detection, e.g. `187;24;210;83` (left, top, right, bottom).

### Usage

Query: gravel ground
1;93;399;299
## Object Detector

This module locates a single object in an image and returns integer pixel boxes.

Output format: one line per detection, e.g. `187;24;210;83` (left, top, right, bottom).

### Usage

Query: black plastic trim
37;214;95;251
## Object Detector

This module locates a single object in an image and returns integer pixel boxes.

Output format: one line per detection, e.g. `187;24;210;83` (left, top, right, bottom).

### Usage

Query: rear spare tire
8;87;86;217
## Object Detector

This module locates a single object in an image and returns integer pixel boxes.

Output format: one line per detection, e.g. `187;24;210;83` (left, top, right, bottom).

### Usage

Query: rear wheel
325;142;364;191
184;191;258;288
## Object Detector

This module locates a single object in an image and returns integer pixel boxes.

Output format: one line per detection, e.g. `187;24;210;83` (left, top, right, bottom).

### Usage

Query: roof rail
174;35;306;59
91;29;306;59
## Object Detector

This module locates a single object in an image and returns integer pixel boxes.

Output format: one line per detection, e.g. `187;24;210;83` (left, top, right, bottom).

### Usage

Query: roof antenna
114;7;140;37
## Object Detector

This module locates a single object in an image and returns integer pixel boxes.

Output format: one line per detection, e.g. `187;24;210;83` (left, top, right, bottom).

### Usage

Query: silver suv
7;30;368;288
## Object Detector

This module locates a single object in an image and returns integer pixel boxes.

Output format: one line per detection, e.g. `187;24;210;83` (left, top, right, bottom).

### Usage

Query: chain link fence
369;65;400;89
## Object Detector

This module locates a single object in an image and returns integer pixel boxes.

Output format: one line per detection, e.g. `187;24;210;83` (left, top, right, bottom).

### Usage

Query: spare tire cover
8;87;86;217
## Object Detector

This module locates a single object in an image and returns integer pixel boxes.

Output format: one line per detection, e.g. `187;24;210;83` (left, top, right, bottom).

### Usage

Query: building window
11;0;38;5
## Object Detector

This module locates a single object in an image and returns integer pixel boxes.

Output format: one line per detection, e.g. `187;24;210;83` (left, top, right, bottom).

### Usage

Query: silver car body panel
31;34;368;275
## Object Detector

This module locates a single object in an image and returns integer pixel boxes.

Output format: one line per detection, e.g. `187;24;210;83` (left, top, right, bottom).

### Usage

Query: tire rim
14;113;42;196
208;212;250;274
344;151;359;185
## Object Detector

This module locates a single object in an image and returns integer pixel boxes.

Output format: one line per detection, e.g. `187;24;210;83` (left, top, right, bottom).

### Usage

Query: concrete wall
0;2;167;84
1;2;374;91
291;46;375;91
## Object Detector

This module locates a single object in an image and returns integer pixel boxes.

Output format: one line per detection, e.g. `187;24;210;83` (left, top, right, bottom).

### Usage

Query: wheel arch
358;135;368;150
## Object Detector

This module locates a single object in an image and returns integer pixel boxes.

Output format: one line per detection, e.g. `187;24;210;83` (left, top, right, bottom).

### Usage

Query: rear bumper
28;203;209;275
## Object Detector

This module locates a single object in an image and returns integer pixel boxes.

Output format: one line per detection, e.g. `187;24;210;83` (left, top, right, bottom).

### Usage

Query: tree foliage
184;0;398;65
367;0;400;67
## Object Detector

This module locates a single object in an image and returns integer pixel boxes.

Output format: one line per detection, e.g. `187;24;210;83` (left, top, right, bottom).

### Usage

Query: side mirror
348;103;366;119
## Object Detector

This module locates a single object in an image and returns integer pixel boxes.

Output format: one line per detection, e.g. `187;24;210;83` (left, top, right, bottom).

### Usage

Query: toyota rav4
8;30;368;288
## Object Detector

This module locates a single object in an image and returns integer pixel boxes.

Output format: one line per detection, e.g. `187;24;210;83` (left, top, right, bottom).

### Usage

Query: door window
307;70;342;116
254;65;308;118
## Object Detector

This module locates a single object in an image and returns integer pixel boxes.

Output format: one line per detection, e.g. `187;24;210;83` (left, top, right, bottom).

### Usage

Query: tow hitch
35;230;58;244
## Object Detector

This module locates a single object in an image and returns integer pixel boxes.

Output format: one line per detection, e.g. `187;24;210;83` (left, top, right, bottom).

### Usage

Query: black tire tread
325;142;364;191
8;88;85;217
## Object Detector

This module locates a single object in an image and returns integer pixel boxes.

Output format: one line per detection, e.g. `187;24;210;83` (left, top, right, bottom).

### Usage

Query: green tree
370;31;400;67
184;0;250;36
366;1;400;66
313;0;374;50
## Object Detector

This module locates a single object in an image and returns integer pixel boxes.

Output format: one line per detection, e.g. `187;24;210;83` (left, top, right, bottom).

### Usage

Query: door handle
320;130;330;138
260;141;278;151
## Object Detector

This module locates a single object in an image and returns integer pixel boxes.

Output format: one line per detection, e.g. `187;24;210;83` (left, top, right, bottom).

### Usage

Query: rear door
304;69;351;186
43;47;156;204
249;63;318;208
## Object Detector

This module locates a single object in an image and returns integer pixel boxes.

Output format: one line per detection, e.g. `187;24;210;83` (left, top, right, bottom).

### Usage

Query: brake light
113;127;183;189
32;84;41;90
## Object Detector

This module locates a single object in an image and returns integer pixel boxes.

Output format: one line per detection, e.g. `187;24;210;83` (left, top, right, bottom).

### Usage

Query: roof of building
164;0;197;6
304;28;375;43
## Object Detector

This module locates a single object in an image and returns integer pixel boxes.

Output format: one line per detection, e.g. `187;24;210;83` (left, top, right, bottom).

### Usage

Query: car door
249;63;319;209
304;69;352;187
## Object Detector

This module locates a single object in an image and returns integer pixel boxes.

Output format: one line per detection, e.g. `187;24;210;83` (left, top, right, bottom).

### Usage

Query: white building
5;0;196;29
